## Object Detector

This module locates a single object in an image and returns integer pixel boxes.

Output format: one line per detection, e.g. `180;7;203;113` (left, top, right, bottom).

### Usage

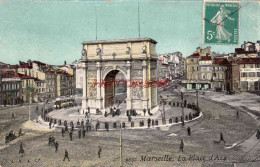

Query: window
257;72;260;77
201;73;206;79
242;73;247;77
249;72;255;77
256;64;260;68
191;59;194;63
207;73;211;80
250;64;254;68
242;64;246;68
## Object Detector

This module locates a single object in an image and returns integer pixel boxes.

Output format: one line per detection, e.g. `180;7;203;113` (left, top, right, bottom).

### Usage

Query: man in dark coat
19;142;24;155
83;128;86;138
78;129;81;139
98;146;102;158
219;132;226;144
69;131;73;141
147;118;151;128
12;113;15;120
48;136;52;146
179;139;184;152
55;141;59;153
187;126;191;136
61;128;65;137
63;149;70;161
143;109;146;116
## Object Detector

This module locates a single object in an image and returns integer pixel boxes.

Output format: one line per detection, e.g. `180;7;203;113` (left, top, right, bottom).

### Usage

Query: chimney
64;61;67;65
244;41;246;50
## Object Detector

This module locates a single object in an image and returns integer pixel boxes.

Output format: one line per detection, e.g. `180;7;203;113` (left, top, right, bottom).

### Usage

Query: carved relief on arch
132;87;143;99
88;71;97;79
88;84;96;98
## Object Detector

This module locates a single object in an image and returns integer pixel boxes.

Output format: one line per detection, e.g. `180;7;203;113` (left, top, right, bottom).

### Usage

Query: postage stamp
202;0;240;45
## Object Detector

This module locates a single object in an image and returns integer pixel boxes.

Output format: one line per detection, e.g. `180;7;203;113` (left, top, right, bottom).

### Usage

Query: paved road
0;91;259;167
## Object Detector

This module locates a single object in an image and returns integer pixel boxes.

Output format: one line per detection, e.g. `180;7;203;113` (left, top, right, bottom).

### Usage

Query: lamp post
181;92;185;126
119;124;123;167
160;95;166;125
196;89;199;112
28;92;31;121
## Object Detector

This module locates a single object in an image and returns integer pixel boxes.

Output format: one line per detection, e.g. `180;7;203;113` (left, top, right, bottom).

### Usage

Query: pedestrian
65;124;68;132
18;128;22;137
49;122;52;129
48;136;52;146
19;142;24;156
219;132;226;144
88;106;90;113
63;149;70;161
83;128;86;138
152;119;154;127
81;119;84;128
69;131;73;141
61;128;65;137
78;129;81;139
98;146;102;158
179;139;184;152
143;108;146;116
95;121;100;131
187;126;191;136
55;141;59;153
256;129;260;139
237;110;239;119
105;122;109;131
12;113;15;120
147;118;151;128
71;123;74;131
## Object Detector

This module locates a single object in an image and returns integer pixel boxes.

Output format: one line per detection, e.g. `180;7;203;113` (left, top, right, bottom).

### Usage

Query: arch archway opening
104;70;127;108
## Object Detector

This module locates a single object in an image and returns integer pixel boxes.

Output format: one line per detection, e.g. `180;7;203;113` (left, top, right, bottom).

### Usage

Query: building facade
1;72;22;105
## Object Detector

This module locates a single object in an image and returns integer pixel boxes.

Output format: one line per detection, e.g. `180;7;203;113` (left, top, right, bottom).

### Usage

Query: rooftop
237;58;260;64
200;56;212;61
187;52;200;58
213;58;231;66
82;37;157;45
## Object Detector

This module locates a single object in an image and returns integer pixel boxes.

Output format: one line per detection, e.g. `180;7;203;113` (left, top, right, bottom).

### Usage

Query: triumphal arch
80;38;158;115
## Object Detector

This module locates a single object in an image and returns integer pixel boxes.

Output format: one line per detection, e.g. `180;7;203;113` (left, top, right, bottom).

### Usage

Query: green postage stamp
203;0;240;45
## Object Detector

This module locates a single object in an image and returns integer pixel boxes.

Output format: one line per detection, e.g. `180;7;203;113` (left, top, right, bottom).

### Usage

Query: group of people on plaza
48;136;59;153
104;106;121;117
5;128;22;144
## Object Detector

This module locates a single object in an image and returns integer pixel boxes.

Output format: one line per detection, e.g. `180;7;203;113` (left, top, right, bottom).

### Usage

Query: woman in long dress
211;5;234;42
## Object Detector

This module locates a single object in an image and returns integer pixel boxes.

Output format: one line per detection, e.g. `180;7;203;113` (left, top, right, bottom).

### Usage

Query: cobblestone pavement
0;91;259;167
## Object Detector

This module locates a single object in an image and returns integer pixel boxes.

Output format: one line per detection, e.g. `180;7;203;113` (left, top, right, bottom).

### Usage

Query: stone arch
102;69;127;108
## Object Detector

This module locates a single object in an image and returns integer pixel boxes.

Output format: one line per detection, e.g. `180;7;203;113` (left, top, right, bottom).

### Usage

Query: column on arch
96;61;103;110
81;62;88;114
126;61;132;110
142;60;148;112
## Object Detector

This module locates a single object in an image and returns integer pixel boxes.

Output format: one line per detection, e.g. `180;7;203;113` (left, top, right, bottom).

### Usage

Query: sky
0;0;259;65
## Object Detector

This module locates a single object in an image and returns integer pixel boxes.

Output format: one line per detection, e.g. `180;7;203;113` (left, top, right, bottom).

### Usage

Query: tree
4;92;15;106
24;86;35;121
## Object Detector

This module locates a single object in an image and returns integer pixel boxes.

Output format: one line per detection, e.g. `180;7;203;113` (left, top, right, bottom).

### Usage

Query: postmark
202;0;240;45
